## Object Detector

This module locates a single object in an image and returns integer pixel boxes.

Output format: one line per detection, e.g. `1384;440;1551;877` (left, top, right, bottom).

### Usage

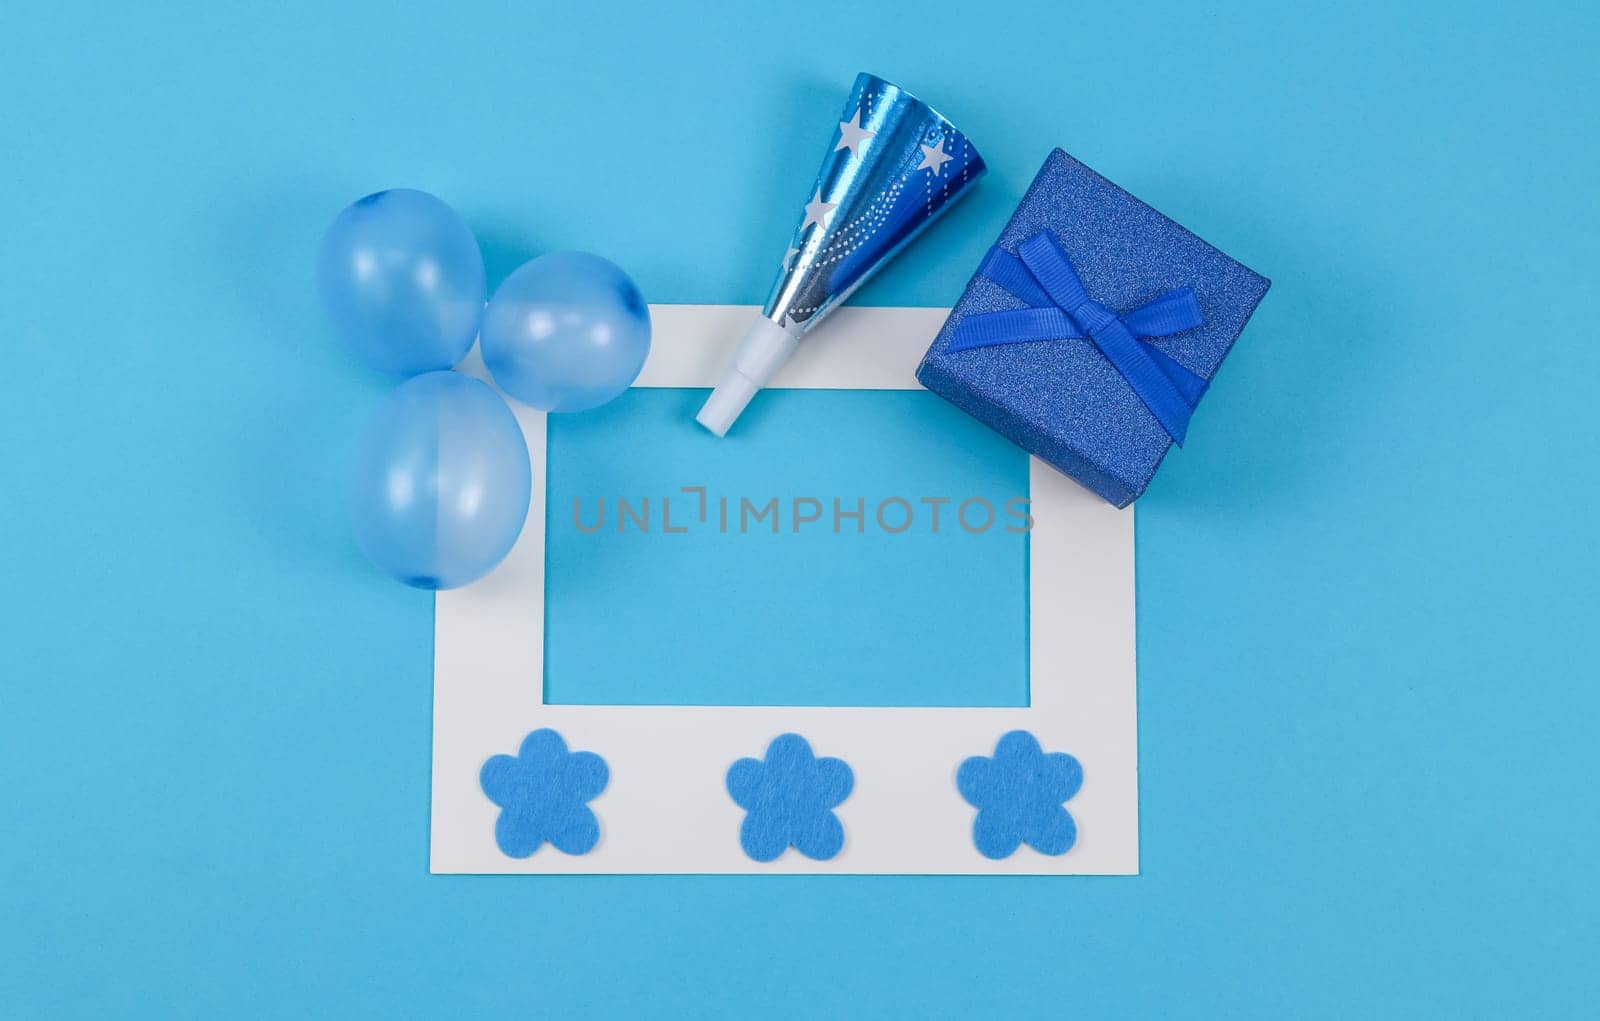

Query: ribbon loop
948;231;1208;445
1017;233;1092;313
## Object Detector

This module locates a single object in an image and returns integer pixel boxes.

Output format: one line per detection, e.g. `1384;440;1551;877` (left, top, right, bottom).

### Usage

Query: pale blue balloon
480;251;651;412
349;372;531;590
317;189;486;377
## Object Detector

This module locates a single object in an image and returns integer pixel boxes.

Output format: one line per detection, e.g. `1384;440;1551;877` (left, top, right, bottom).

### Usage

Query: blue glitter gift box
916;149;1270;507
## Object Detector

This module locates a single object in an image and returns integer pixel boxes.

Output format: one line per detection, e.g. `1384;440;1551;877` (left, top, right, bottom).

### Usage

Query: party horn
696;73;984;435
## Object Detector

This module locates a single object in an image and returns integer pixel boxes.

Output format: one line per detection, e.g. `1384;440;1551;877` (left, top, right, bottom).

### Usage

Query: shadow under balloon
467;222;543;295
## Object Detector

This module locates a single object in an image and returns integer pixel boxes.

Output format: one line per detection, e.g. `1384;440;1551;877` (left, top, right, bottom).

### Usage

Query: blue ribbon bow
948;231;1208;444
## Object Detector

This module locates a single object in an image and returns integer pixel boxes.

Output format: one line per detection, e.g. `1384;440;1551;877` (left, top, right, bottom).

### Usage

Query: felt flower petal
739;812;791;863
972;804;1026;860
562;750;611;802
791;809;846;861
725;734;854;862
811;756;855;808
479;754;524;805
955;755;996;804
1039;752;1084;803
993;729;1044;767
494;807;548;859
725;757;765;810
547;805;602;856
480;728;609;858
1029;805;1078;856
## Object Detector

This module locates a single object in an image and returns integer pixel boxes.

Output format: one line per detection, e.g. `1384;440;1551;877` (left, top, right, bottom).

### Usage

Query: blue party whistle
697;73;984;436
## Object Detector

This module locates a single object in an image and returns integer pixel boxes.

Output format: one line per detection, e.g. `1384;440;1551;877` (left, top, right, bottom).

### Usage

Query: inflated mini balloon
348;371;531;590
317;189;486;377
479;251;651;412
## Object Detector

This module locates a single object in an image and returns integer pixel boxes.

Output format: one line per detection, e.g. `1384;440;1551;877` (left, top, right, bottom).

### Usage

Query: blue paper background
3;1;1596;1016
545;388;1029;706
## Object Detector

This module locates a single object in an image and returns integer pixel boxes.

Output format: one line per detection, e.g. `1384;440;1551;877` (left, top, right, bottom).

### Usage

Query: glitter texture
916;149;1270;507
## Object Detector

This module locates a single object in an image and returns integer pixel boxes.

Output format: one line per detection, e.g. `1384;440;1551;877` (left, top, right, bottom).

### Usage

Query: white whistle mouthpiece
696;316;798;436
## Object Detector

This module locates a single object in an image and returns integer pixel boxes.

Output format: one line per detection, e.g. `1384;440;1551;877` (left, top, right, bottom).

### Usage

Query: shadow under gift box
916;148;1271;508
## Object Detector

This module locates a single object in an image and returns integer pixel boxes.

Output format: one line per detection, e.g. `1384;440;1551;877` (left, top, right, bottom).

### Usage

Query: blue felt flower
480;729;609;857
957;730;1084;859
726;734;854;862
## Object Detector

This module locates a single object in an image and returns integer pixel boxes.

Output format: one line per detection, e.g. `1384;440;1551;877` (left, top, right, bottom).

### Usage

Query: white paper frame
432;305;1137;875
